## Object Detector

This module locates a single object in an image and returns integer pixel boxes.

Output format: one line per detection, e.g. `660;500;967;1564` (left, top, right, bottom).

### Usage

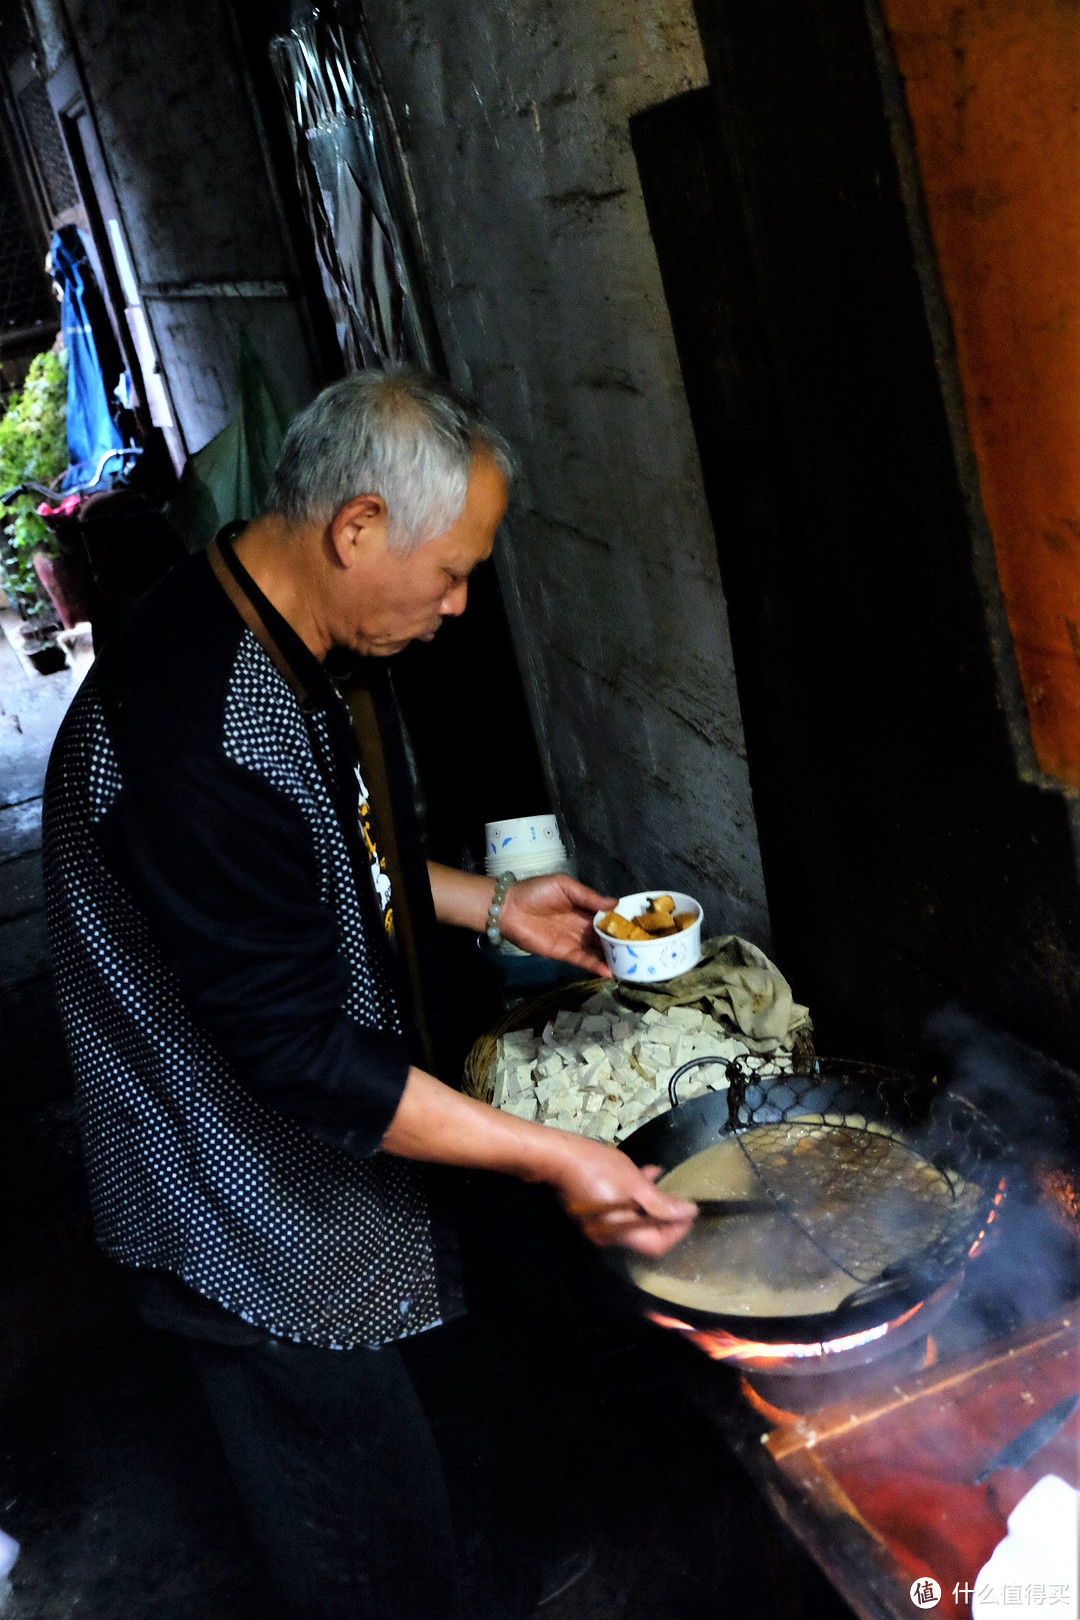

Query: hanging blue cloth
49;226;123;489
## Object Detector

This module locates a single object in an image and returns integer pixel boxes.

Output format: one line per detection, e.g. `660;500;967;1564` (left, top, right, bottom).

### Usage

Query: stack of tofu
489;984;792;1142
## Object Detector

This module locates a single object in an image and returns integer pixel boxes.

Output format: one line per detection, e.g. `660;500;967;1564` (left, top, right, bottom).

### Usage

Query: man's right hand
541;1131;697;1255
381;1067;697;1256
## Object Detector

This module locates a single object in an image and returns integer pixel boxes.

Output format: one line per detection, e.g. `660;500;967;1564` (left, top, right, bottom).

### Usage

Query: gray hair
265;367;515;551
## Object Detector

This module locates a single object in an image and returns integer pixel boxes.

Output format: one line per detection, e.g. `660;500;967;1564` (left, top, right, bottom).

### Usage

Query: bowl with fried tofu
593;890;703;983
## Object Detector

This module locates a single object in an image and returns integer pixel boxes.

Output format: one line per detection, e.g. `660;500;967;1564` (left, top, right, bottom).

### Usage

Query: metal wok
611;1057;1011;1344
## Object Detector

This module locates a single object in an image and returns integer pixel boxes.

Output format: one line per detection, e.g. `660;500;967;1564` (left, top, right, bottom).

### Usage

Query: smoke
924;1002;1080;1333
925;1003;1080;1156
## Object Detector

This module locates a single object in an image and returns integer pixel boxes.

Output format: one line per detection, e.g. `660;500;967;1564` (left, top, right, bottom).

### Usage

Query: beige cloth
617;935;812;1054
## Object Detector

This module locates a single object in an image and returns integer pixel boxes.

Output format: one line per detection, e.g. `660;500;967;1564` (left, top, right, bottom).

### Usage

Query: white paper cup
484;815;562;863
485;849;572;878
593;891;703;983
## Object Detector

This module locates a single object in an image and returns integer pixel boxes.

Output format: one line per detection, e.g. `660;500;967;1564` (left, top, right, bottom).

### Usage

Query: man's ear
329;493;386;569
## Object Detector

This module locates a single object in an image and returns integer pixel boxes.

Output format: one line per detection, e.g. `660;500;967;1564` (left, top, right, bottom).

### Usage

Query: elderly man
43;369;693;1619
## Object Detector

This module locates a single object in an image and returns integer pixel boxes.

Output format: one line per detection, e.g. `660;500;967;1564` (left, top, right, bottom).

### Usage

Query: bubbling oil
628;1136;861;1317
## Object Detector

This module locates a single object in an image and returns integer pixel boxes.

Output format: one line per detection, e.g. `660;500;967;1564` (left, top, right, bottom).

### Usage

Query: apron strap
207;534;313;707
345;684;437;1072
206;532;438;1073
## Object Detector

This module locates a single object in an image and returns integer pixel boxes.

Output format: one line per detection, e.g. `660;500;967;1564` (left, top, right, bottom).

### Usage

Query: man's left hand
498;873;616;976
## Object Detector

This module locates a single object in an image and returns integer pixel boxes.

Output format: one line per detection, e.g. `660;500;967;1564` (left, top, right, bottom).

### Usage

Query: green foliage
0;349;68;613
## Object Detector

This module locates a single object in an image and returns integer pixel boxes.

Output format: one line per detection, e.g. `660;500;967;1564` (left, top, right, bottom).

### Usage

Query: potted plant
0;348;79;626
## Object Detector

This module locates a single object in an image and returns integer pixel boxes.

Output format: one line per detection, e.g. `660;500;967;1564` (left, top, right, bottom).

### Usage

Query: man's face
331;452;508;657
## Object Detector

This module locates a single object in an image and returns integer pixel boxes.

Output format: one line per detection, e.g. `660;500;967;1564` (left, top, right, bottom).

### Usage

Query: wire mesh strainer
652;1053;1003;1308
731;1117;965;1284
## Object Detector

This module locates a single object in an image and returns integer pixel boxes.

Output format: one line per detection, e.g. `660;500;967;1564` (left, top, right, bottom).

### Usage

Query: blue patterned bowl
593;891;703;983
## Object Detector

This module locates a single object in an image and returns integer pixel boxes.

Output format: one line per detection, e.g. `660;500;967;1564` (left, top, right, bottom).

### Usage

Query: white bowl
593;890;703;983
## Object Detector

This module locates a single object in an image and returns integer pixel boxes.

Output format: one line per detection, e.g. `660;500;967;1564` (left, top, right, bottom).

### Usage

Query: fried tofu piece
601;896;696;942
635;911;676;936
599;910;634;940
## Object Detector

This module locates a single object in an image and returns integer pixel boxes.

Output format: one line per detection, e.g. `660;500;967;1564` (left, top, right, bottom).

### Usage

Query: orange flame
1036;1167;1080;1226
647;1300;926;1365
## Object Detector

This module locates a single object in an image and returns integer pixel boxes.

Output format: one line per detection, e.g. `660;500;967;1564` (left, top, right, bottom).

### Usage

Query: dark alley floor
0;629;853;1620
1;628;273;1618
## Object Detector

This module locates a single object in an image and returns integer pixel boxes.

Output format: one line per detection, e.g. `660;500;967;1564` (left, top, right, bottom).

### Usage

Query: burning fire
968;1179;1008;1259
1036;1167;1080;1228
648;1177;1007;1368
647;1300;926;1365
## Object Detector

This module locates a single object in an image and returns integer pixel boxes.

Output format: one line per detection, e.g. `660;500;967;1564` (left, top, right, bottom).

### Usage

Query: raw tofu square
581;1013;612;1034
535;1075;564;1104
641;1008;666;1027
503;1095;538;1122
538;1052;565;1079
502;1029;539;1056
701;1031;743;1057
667;1006;704;1031
553;1009;581;1039
583;1092;605;1114
579;1059;612;1091
672;1037;702;1069
611;1018;636;1044
579;1042;607;1067
637;1042;669;1074
593;1113;619;1142
506;1063;534;1097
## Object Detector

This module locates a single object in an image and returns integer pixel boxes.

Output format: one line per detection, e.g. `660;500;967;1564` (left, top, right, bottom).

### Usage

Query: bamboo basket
462;978;818;1105
461;977;606;1103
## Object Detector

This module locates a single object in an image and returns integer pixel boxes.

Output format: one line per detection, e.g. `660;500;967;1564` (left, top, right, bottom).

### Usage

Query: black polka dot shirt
42;541;456;1350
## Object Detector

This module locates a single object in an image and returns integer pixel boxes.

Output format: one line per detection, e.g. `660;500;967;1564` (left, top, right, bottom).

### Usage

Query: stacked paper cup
484;815;575;955
484;814;572;879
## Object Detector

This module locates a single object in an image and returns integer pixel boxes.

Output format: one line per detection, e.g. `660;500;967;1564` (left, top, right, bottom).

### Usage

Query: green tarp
167;333;287;553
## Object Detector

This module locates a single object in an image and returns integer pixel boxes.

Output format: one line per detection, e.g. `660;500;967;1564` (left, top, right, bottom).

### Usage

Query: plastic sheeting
270;18;434;371
166;332;287;553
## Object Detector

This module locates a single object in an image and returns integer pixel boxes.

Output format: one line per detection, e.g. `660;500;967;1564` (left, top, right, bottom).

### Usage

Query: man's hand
382;1068;697;1256
544;1135;698;1255
498;873;616;976
426;862;614;974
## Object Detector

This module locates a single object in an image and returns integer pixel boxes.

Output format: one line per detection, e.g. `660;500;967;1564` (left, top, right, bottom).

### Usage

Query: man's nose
440;581;469;617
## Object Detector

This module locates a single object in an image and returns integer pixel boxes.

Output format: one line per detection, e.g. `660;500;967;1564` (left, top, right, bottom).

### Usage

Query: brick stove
673;1163;1080;1620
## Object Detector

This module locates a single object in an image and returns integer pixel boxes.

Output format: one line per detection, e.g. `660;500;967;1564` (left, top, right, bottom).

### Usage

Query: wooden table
713;1306;1080;1620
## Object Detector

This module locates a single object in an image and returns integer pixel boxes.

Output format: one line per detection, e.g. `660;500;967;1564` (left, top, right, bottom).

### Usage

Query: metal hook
667;1054;736;1109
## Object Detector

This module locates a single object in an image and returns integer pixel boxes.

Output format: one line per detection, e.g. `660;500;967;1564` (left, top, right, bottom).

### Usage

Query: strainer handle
667;1055;735;1109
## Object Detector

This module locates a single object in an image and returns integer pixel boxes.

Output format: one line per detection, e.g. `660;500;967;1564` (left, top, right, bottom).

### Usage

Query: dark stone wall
355;0;771;936
632;1;1080;1072
62;0;318;453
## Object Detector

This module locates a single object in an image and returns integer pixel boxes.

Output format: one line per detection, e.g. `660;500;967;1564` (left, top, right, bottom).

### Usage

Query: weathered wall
881;0;1080;791
362;0;770;940
61;0;318;456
